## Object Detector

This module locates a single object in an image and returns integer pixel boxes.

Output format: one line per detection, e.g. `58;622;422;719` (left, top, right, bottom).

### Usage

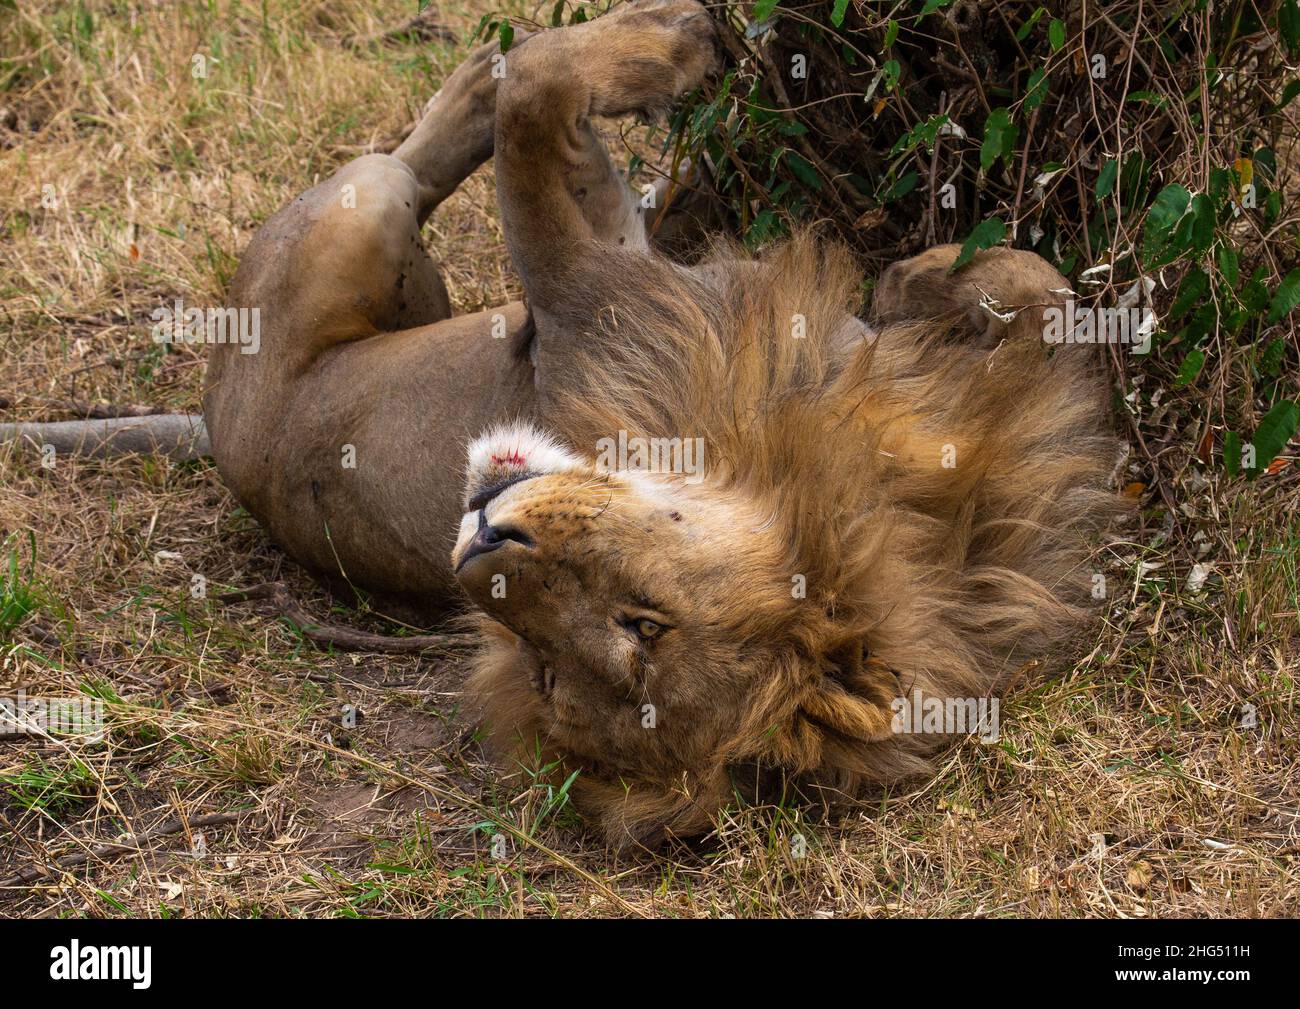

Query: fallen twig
330;122;416;157
343;9;458;49
217;582;468;653
0;413;210;461
0;812;239;888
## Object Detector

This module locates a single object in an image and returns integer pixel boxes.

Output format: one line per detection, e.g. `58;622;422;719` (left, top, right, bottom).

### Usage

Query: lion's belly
231;306;539;619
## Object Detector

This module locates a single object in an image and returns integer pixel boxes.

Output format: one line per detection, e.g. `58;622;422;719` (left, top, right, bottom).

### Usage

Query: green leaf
1260;338;1286;377
1241;266;1271;312
1169;267;1208;319
1016;6;1046;41
831;0;850;27
1266;269;1300;323
889;113;949;156
1224;431;1242;477
1216;245;1239;289
1279;79;1300;110
1142;184;1192;266
1048;19;1065;51
1254;146;1277;182
884;19;899;48
551;0;566;27
951;217;1006;272
1125;91;1168;107
783;151;822;190
1174;350;1205;388
920;0;953;16
882;170;918;201
1247;400;1299;478
1146;183;1191;236
498;19;514;52
744;208;782;247
980;108;1018;172
94;889;129;913
1025;68;1049;112
1187;193;1216;256
752;0;780;20
1266;189;1282;222
1281;1;1300;51
1096;158;1118;199
882;59;901;91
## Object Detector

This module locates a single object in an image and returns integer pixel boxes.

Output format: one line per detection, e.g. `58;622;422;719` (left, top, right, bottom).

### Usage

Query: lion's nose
455;512;534;571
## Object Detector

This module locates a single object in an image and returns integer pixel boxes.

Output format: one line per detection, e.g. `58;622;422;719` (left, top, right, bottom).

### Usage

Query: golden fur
460;234;1125;846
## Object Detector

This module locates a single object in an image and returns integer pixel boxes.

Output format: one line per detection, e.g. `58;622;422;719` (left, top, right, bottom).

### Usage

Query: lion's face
452;423;796;779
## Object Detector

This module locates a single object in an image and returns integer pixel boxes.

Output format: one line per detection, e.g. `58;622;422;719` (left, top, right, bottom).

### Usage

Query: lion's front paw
581;0;720;119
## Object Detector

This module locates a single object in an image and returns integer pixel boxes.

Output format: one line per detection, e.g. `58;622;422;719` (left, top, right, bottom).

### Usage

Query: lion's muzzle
454;510;535;573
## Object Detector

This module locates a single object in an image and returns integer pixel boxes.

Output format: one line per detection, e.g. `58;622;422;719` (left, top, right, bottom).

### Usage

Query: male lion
200;1;1122;846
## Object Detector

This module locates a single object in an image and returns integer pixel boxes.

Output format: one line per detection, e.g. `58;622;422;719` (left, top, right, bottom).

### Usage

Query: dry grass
1;0;1297;918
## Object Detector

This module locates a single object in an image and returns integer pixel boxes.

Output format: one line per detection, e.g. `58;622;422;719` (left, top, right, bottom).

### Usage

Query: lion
447;225;1124;844
12;1;1124;846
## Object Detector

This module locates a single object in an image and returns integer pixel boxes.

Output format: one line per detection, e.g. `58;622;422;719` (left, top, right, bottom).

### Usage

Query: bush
680;1;1299;482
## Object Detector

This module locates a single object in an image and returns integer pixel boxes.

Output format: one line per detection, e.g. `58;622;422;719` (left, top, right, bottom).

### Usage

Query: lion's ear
747;644;899;772
800;675;895;743
799;640;899;744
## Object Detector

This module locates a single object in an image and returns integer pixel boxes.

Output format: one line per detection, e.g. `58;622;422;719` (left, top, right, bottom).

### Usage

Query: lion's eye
635;618;662;640
624;617;664;642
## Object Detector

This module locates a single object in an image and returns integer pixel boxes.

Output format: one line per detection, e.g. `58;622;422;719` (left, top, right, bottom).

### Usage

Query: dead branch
0;812;239;888
217;582;468;653
343;9;458;49
0;413;210;461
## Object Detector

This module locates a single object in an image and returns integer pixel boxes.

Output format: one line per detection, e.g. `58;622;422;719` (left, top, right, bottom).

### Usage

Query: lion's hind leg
220;153;451;374
394;37;525;224
217;35;522;378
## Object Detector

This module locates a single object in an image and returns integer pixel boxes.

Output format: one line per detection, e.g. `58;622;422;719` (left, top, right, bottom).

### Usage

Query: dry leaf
1234;156;1253;193
1126;861;1152;891
852;206;887;231
939;798;976;818
1197;425;1215;463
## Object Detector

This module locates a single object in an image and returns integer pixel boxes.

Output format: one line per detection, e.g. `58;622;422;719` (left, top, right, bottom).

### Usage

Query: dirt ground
1;1;1297;917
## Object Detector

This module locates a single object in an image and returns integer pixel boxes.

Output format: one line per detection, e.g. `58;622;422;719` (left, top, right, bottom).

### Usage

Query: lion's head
454;422;833;773
451;236;1122;847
